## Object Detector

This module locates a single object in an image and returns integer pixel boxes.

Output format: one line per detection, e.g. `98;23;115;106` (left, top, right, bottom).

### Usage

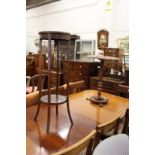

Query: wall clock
97;29;109;49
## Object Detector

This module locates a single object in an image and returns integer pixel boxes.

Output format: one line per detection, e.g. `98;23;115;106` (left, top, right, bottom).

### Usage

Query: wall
26;0;129;54
110;0;129;47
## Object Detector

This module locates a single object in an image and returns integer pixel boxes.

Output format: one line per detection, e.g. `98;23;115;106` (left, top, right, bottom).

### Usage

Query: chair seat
26;86;38;94
93;134;129;155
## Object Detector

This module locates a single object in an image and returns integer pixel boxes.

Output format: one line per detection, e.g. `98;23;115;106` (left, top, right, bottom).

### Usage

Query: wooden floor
27;90;128;155
27;104;96;155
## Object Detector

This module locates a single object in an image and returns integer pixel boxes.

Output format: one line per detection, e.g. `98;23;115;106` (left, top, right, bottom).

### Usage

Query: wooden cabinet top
63;59;100;64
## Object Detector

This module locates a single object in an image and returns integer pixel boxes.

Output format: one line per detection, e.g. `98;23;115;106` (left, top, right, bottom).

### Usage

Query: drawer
64;73;85;82
63;62;90;72
73;63;88;69
64;68;87;76
102;82;114;90
89;77;98;87
102;81;118;91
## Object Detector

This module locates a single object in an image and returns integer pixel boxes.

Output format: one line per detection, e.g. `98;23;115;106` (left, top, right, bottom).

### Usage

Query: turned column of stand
87;55;119;107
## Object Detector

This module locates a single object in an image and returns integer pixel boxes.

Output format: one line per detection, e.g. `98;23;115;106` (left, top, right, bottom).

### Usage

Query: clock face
97;30;109;49
99;34;107;48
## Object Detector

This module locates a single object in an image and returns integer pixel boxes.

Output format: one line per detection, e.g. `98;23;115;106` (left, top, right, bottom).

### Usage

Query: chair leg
46;103;51;133
93;132;100;149
66;100;73;124
34;103;41;121
86;138;94;155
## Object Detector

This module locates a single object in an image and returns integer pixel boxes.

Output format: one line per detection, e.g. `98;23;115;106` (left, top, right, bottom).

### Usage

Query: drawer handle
79;65;82;68
79;73;82;76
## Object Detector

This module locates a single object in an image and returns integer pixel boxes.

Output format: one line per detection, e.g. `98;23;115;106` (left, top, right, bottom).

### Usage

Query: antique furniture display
74;39;95;59
97;29;109;49
34;31;73;132
27;89;129;155
62;59;99;88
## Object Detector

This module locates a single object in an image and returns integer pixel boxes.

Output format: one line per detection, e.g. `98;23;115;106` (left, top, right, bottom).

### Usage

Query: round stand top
39;31;71;40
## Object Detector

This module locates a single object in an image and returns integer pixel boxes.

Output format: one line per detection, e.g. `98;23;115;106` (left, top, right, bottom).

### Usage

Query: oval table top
69;89;128;125
26;89;129;155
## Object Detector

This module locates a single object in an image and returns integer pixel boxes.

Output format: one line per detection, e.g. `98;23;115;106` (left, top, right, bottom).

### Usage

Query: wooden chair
94;114;121;147
67;80;86;94
121;108;129;135
117;84;129;98
26;56;34;67
50;130;96;155
26;74;47;94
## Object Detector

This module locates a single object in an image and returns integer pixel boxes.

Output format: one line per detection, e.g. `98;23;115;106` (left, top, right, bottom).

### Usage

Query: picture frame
117;36;129;54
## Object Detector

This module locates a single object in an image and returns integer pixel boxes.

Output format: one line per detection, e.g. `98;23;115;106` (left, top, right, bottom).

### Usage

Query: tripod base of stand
87;96;108;107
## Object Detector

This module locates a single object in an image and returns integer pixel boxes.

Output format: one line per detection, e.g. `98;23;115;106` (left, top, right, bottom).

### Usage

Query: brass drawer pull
79;65;82;68
79;73;82;76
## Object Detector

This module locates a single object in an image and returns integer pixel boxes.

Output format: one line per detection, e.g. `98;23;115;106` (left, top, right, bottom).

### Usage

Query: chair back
68;80;86;94
122;108;129;135
26;56;34;67
41;86;65;96
26;74;47;94
51;130;96;155
94;115;121;147
93;134;129;155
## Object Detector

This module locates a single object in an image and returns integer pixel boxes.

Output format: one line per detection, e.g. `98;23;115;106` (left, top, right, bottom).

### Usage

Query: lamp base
86;95;108;107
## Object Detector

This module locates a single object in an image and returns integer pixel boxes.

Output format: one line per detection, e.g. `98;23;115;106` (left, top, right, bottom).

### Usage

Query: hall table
26;89;129;155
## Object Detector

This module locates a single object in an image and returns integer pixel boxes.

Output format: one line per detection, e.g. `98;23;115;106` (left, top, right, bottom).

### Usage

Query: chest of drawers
62;60;99;88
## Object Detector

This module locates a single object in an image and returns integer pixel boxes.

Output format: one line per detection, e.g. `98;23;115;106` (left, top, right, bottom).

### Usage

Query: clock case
97;29;109;49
